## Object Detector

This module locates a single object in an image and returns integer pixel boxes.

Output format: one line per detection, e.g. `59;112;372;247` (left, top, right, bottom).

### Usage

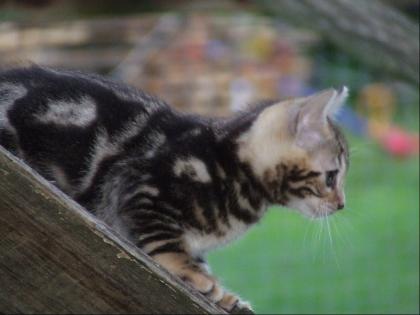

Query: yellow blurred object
357;83;396;140
244;27;276;60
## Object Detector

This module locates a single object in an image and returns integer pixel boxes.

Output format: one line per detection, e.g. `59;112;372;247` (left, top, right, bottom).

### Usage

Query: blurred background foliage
0;0;418;314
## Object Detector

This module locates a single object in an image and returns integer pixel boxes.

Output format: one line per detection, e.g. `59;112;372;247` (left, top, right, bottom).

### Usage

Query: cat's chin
285;200;336;219
296;209;336;220
305;210;336;219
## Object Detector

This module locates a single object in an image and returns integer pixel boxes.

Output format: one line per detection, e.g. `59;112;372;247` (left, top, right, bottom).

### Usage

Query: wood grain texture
0;145;228;314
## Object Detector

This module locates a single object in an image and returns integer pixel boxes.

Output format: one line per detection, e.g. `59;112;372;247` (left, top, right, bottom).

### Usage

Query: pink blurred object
379;127;420;158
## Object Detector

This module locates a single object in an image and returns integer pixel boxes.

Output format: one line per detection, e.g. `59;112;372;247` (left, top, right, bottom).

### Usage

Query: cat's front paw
181;271;252;313
218;291;253;313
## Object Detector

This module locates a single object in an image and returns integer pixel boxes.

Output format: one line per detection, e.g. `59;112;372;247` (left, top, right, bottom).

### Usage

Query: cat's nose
337;203;345;210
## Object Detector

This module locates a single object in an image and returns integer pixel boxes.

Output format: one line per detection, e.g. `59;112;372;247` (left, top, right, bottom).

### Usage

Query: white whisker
331;215;352;249
326;212;341;270
325;213;333;247
323;213;330;263
311;215;324;262
302;219;313;250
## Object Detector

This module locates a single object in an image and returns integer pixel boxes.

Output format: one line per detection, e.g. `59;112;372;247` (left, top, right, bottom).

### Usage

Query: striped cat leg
189;256;251;311
148;248;251;312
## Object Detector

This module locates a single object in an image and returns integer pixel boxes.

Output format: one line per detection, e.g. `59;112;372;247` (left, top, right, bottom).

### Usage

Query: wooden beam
0;145;227;314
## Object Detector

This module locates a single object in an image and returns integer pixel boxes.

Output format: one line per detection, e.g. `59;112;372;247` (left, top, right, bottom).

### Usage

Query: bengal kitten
0;66;349;312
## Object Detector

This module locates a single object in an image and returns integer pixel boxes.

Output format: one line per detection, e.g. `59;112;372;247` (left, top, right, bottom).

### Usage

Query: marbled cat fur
0;66;349;311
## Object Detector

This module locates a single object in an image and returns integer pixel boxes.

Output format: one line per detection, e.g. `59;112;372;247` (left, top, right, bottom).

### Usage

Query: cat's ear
292;86;348;149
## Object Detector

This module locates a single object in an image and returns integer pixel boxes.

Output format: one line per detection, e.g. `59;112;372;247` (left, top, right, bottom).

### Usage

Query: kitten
0;66;349;312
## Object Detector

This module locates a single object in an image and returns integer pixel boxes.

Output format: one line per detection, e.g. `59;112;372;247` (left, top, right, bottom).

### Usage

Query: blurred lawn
209;133;419;314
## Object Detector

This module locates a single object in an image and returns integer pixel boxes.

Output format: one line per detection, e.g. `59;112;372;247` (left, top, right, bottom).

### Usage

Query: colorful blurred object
379;126;420;158
355;83;419;158
335;105;368;137
358;83;396;137
123;14;318;116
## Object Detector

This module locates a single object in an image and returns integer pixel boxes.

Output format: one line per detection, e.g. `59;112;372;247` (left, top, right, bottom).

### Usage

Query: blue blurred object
206;39;230;61
335;105;368;137
277;75;307;98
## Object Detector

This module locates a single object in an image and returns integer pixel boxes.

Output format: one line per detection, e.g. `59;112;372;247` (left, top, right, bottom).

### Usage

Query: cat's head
237;87;349;218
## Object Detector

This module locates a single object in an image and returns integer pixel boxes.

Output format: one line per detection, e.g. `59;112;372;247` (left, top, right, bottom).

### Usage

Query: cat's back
0;66;174;147
0;66;173;197
0;66;169;131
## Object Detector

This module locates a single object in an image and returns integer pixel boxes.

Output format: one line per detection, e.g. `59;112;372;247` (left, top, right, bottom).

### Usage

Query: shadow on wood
0;145;235;314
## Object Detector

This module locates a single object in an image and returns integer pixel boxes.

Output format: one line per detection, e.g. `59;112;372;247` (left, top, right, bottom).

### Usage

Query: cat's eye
325;170;338;188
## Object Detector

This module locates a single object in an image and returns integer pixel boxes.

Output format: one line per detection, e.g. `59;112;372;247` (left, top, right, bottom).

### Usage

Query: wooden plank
0;145;226;314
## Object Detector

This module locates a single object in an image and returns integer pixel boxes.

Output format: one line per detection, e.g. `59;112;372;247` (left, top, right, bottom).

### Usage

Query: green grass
209;135;419;314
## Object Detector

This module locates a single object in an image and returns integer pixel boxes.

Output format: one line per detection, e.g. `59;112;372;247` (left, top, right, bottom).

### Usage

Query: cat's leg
149;249;252;312
195;256;253;312
120;195;251;311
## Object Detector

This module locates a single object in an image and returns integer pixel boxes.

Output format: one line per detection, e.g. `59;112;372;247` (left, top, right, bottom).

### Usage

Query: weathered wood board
0;145;227;314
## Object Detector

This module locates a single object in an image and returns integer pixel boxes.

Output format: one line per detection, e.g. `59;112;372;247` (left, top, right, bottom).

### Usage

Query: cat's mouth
311;204;340;218
286;199;338;219
291;201;339;219
312;210;336;219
